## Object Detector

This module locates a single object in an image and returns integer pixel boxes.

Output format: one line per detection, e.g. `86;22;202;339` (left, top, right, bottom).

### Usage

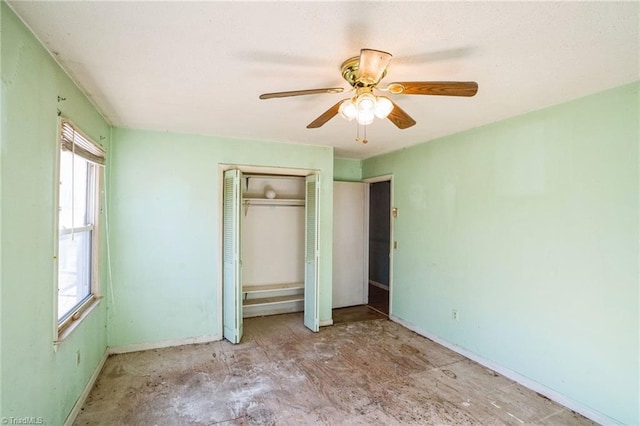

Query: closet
222;168;320;344
241;174;305;318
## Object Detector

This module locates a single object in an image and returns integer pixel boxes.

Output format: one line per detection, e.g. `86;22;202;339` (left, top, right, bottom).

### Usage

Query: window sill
54;297;102;348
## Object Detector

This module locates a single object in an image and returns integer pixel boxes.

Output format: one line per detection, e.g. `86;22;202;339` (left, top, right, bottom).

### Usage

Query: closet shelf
243;294;304;307
242;198;304;206
243;282;304;294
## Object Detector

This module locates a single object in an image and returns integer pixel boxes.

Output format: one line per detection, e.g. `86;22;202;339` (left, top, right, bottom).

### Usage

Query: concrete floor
75;312;596;425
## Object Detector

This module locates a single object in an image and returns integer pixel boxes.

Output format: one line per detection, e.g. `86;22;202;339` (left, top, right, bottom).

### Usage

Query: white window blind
60;120;106;165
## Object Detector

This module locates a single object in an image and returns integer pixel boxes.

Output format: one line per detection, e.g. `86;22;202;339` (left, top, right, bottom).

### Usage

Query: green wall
333;157;362;181
107;128;333;347
363;82;639;425
1;3;111;424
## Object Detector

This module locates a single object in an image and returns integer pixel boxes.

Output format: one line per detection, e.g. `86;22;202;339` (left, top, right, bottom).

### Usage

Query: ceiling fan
259;48;478;131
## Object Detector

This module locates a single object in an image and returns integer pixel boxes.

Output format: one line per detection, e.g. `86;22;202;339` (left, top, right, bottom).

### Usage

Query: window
57;120;105;333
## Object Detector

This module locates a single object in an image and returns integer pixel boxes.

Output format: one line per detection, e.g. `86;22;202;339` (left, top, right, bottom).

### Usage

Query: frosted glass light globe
374;96;394;118
356;93;376;111
357;109;375;125
339;100;357;121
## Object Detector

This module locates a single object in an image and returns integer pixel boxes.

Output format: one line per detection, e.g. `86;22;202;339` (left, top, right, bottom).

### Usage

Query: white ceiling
9;1;639;159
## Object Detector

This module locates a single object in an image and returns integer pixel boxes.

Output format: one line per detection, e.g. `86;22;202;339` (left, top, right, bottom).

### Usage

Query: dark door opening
368;181;390;315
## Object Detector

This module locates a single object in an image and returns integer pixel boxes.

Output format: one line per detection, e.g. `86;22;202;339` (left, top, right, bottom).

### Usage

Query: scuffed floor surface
75;314;596;425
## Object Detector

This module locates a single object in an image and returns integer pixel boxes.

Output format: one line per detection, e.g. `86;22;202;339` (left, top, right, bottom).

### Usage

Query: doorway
367;180;391;315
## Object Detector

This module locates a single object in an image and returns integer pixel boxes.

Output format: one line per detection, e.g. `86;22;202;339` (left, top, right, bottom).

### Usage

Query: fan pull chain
355;124;369;144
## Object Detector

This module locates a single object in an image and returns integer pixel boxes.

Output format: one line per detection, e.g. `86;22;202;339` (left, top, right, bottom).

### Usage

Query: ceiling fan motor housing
341;49;392;88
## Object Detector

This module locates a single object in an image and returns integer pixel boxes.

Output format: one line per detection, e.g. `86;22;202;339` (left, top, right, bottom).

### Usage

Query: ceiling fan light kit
259;48;478;143
338;92;394;125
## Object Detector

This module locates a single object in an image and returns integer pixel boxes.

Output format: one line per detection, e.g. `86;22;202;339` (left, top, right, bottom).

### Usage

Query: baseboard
319;318;334;327
108;334;222;355
63;349;109;426
369;280;389;291
389;314;620;426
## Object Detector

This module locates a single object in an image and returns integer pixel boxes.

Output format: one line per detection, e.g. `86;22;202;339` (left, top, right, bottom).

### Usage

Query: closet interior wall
241;175;305;317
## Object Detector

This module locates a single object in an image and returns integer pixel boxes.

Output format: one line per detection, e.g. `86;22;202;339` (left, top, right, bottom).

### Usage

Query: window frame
54;118;105;343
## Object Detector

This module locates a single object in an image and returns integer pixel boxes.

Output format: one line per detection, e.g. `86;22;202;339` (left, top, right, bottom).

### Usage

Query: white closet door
332;181;366;308
223;169;243;343
304;174;320;332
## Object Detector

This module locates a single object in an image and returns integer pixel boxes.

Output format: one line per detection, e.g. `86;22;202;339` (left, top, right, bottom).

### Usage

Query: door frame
363;174;394;316
217;164;319;340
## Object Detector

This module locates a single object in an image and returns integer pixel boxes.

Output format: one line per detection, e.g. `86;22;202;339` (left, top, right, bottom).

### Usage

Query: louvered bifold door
304;174;320;332
223;169;243;343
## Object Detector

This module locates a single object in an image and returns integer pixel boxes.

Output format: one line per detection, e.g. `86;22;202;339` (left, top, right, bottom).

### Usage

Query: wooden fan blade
259;87;344;100
387;81;478;97
387;101;416;129
307;101;342;128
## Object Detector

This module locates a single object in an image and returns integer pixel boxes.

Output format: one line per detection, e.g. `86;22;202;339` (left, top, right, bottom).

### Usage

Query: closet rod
243;199;304;215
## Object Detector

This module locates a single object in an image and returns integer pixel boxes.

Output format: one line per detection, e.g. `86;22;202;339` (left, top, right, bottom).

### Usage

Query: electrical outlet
452;309;459;321
76;350;81;366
